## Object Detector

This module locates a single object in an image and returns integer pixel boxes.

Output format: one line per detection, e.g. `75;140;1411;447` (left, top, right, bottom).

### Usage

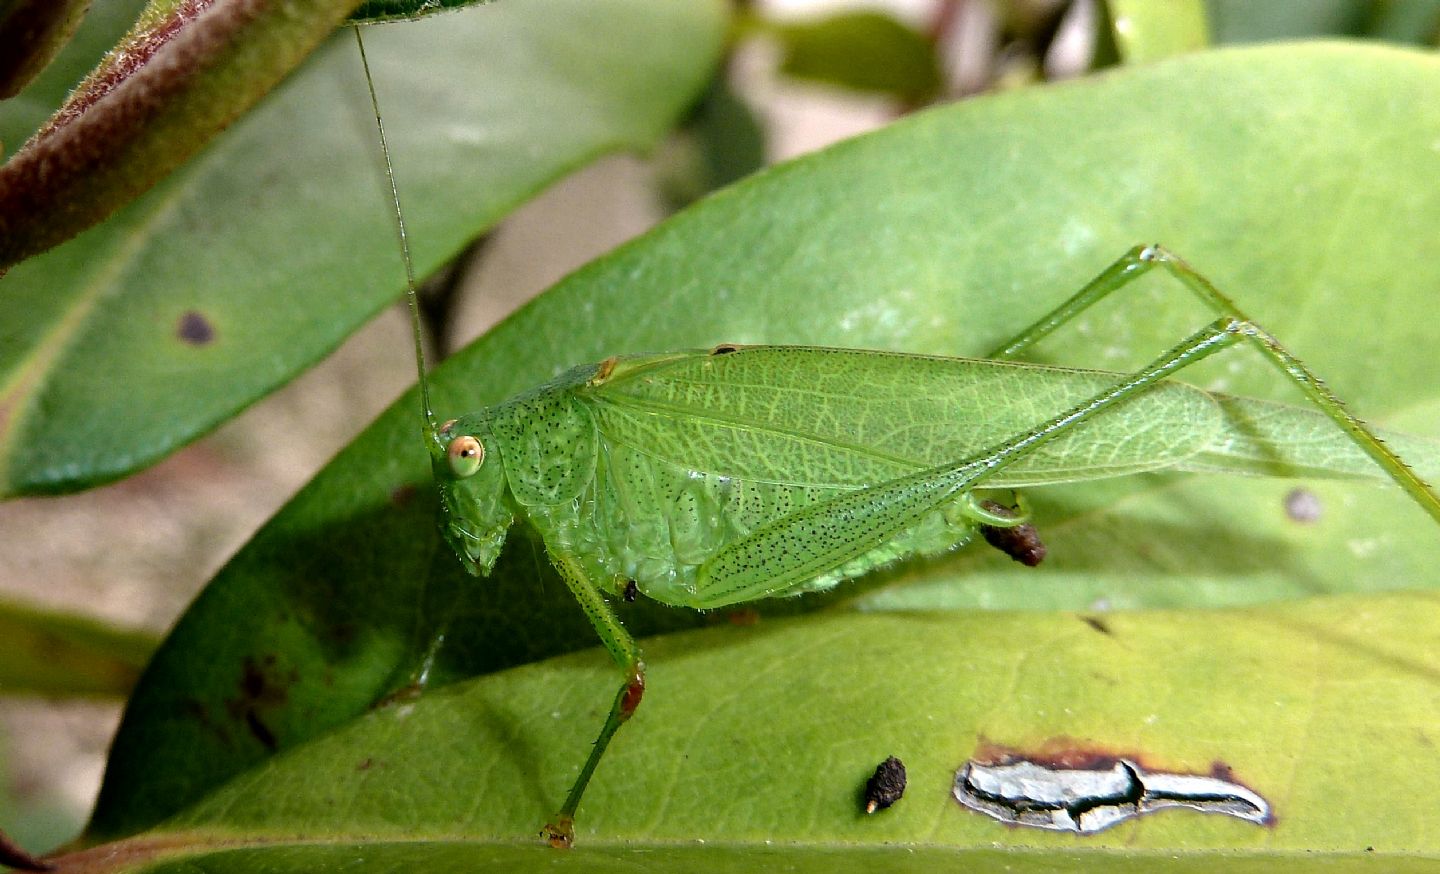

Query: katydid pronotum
353;32;1440;849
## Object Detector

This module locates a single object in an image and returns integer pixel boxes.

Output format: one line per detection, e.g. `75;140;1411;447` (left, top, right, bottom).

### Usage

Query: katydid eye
447;435;484;478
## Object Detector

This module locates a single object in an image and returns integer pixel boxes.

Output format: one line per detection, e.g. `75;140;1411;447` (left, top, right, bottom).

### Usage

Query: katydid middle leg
985;244;1440;525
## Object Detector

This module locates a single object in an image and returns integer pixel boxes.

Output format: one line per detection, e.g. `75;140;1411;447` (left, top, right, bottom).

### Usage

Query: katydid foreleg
543;552;645;849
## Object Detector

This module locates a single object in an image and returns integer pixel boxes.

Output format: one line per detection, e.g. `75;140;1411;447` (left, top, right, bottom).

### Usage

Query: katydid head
430;415;513;577
351;33;517;578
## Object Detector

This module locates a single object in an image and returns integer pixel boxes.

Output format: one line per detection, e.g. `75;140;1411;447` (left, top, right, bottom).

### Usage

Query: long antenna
353;25;437;443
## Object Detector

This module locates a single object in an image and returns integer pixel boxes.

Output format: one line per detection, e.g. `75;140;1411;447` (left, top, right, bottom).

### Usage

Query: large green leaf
0;0;726;495
50;595;1440;870
86;41;1440;863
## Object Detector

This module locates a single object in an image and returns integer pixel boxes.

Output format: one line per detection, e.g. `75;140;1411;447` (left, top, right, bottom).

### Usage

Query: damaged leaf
954;752;1271;833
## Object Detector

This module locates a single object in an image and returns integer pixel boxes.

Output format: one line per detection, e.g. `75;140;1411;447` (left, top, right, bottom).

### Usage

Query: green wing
692;458;982;608
561;347;1220;607
555;346;1438;607
582;347;1222;488
1182;395;1440;484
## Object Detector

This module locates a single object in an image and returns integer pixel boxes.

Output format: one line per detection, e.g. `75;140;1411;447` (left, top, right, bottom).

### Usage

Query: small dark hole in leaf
177;310;216;345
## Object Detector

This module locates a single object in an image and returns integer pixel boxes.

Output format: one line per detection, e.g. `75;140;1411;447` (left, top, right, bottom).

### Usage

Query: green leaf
57;845;1440;874
0;0;91;99
1105;0;1210;63
0;0;727;496
1207;0;1440;44
53;595;1440;869
1366;0;1440;43
657;75;768;209
0;598;157;697
347;0;492;22
90;41;1440;859
0;1;137;144
1208;0;1370;42
768;11;942;101
0;0;367;269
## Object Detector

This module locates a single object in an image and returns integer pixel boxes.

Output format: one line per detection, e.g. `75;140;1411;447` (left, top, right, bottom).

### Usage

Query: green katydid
353;33;1440;849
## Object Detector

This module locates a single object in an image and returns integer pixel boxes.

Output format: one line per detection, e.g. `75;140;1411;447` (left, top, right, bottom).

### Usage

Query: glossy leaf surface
54;595;1440;870
86;42;1440;866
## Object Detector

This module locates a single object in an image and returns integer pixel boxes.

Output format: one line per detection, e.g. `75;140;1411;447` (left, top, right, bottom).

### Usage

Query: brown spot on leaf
176;310;215;345
390;484;417;508
726;607;761;626
244;711;277;751
972;738;1268;802
973;737;1125;771
224;654;296;752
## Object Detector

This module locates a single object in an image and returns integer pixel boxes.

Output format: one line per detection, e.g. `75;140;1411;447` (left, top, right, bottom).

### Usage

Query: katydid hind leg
986;244;1440;526
692;319;1251;606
